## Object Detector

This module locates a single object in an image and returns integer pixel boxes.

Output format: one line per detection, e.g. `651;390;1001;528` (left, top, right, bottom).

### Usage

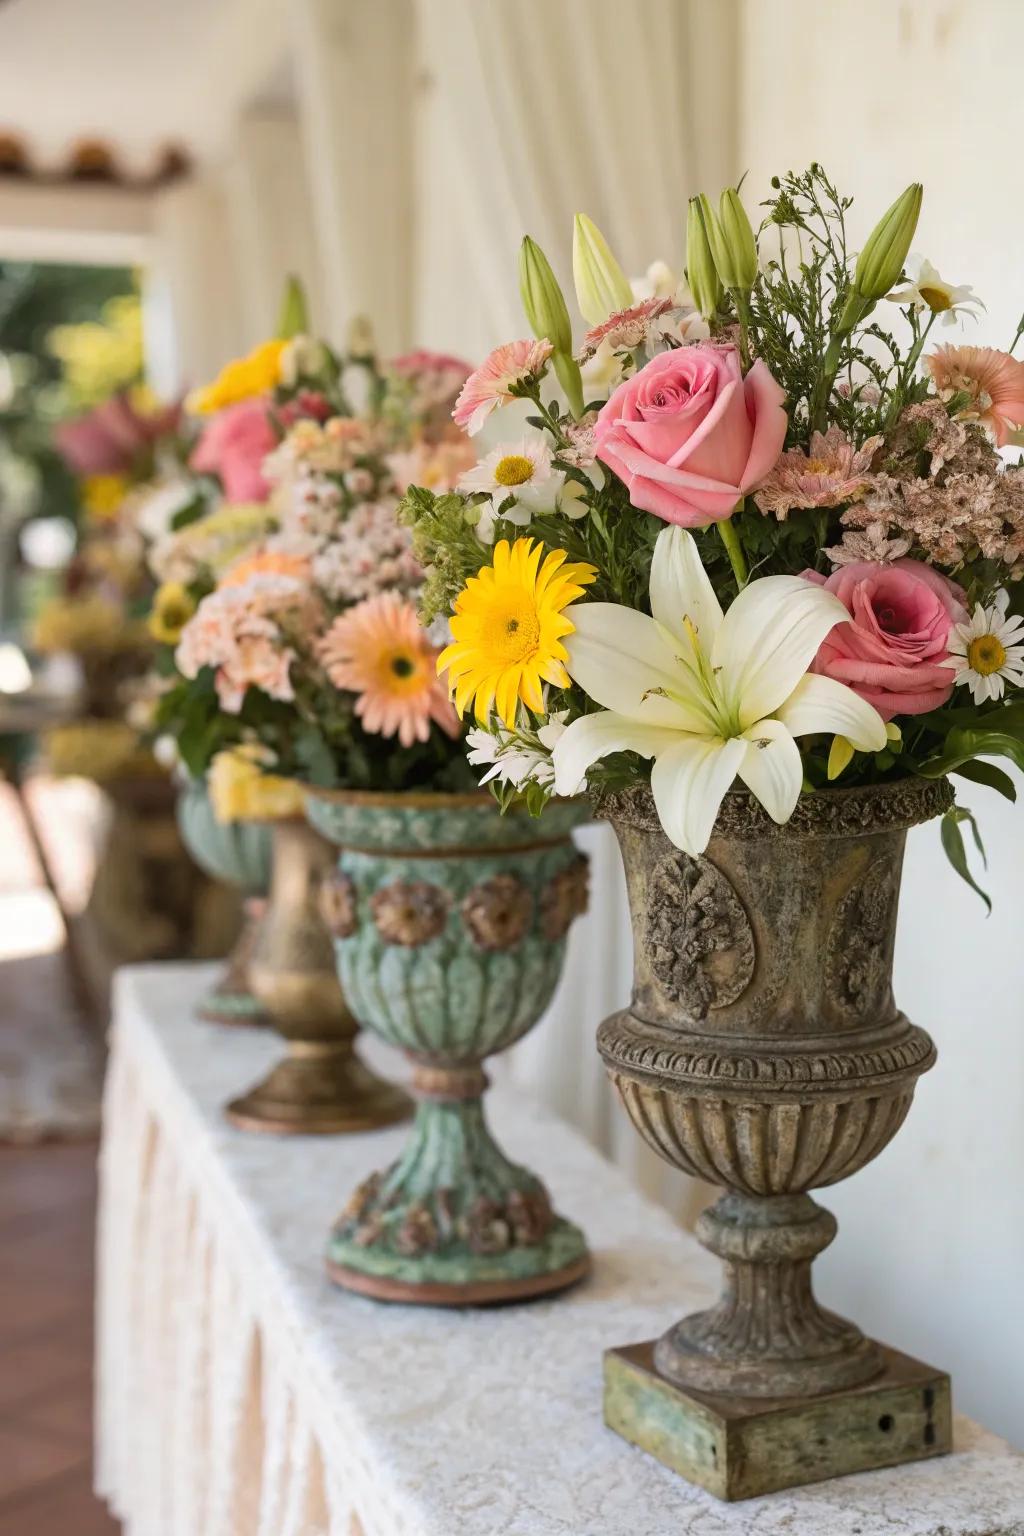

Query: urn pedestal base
327;1223;590;1306
225;1042;411;1136
604;1340;952;1502
325;1085;590;1307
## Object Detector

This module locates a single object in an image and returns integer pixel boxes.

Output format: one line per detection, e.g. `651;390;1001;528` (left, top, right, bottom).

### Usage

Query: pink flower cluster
175;573;324;713
190;398;277;504
310;501;423;604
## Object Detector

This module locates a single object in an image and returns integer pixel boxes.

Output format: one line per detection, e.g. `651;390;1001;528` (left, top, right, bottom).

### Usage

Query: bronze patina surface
597;778;954;1490
226;818;410;1135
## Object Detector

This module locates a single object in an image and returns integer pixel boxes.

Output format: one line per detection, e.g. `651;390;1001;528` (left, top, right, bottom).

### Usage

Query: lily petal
775;673;887;752
649;526;723;650
713;576;850;729
564;603;712;731
552;711;684;796
650;735;747;857
737;719;803;824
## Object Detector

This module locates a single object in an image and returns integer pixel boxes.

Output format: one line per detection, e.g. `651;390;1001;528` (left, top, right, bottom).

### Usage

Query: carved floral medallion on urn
306;789;591;1305
598;775;953;1401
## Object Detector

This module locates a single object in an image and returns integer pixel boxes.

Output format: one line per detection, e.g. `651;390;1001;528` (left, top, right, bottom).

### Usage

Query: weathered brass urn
600;777;955;1499
225;818;411;1135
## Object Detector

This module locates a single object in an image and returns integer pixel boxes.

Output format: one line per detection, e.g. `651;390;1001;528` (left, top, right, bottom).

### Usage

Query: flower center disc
493;454;535;488
483;594;540;661
919;285;952;312
967;635;1007;675
384;649;423;693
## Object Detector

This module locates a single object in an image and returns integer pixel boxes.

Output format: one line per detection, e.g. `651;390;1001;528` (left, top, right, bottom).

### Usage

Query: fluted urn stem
656;1193;881;1397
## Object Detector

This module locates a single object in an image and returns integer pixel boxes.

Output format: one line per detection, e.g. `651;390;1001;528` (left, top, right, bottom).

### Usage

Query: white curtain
412;0;740;358
406;0;737;1220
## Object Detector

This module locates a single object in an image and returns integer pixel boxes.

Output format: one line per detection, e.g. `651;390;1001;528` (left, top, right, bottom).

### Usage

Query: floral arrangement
151;313;479;794
402;167;1024;900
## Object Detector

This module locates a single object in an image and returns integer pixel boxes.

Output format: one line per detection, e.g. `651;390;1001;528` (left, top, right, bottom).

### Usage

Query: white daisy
458;436;568;544
887;255;984;327
945;590;1024;703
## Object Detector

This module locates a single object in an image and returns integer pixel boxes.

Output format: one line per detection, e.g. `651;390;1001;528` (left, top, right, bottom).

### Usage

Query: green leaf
940;806;991;914
951;759;1018;802
919;726;1024;778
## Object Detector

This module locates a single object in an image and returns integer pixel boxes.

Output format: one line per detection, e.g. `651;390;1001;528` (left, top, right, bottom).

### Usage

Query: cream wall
737;0;1024;1446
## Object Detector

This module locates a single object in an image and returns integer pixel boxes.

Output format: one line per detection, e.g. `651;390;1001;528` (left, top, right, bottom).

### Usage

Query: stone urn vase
176;777;272;1026
599;777;956;1499
225;817;411;1135
305;788;591;1305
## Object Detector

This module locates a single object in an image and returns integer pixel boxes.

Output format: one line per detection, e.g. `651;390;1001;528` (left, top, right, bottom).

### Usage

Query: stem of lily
718;512;748;588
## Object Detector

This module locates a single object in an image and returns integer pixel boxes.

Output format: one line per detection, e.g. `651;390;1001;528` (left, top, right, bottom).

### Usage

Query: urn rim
596;774;954;840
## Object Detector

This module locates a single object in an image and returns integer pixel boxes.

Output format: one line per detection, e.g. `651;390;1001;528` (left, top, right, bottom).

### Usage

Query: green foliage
940;805;991;913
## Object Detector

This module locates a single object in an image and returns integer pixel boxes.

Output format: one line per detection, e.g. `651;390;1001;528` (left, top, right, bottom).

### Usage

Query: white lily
552;526;887;855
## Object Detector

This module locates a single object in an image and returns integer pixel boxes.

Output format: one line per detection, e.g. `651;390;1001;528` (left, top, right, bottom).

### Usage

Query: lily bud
839;183;923;328
686;197;723;319
519;236;573;358
277;274;309;339
700;190;757;294
519;234;585;419
572;213;633;325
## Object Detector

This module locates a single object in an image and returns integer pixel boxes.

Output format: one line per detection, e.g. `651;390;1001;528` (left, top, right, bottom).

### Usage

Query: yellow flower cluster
148;582;196;645
48;294;145;405
32;595;145;657
207;746;306;824
44;720;155;783
150;502;277;584
81;474;130;522
187;338;287;415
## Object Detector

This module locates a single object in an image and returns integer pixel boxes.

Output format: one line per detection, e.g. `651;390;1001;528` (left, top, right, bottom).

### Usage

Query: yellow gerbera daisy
438;538;597;730
187;338;287;415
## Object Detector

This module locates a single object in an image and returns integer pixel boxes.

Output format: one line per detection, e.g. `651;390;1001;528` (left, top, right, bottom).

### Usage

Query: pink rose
190;398;277;503
593;343;787;525
805;560;967;720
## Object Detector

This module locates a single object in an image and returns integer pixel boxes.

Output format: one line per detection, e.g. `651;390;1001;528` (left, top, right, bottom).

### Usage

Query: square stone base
604;1341;952;1501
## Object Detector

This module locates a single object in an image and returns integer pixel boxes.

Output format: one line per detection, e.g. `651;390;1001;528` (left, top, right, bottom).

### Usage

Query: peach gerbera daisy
452;339;554;436
924;345;1024;447
318;593;461;748
219;548;312;588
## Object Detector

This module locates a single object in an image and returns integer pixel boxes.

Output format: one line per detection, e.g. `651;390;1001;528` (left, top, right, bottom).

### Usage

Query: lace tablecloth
95;963;1024;1536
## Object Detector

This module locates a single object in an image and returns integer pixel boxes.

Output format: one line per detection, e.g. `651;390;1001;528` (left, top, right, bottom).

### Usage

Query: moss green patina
176;777;272;1025
306;789;591;1304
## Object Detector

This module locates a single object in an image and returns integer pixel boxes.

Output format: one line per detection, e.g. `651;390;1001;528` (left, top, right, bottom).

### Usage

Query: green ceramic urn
176;777;272;1025
305;788;591;1305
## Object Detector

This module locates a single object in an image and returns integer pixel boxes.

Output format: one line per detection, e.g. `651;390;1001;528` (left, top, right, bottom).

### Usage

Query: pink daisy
754;426;882;521
318;592;461;748
452;339;554;436
577;298;673;362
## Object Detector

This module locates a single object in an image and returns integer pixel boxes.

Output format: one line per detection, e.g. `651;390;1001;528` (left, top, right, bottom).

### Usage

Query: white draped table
96;963;1024;1536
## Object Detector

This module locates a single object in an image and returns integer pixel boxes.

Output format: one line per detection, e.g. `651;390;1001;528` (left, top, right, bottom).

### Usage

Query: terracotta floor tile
0;1337;91;1414
0;1468;119;1535
15;1372;94;1452
0;1422;87;1504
